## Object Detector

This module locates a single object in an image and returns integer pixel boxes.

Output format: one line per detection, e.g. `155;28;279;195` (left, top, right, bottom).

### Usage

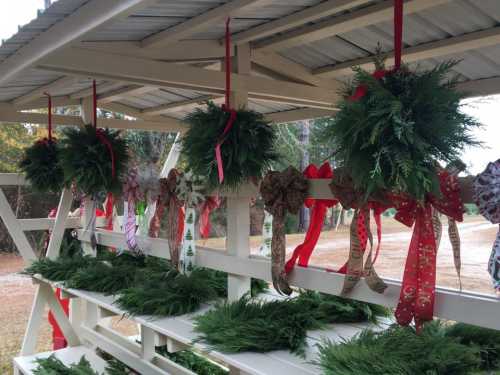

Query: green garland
323;60;481;201
33;355;98;375
59;125;129;196
194;291;388;356
182;102;278;190
158;349;228;375
19;139;64;193
24;254;97;281
315;322;485;375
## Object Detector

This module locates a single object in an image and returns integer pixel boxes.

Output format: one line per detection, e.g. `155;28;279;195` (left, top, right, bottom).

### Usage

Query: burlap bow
260;167;309;295
149;169;184;269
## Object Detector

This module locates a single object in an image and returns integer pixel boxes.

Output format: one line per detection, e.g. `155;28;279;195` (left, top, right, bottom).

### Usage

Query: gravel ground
1;215;497;373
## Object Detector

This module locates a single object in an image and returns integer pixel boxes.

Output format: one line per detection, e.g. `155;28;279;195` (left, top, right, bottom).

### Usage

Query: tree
0;123;37;172
298;120;310;232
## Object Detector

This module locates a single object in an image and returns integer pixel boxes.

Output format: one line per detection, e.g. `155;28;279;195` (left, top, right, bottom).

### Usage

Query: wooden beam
0;109;185;133
141;95;220;116
140;0;263;49
457;77;500;98
39;48;339;107
11;76;75;106
79;40;228;62
11;96;80;110
265;108;335;123
314;26;500;77
251;50;336;87
69;82;124;100
98;85;156;104
254;0;451;51
0;0;157;85
232;0;372;45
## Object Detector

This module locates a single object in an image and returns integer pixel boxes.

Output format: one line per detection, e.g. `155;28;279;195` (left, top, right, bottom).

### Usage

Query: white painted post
160;132;182;177
0;188;37;263
140;325;156;362
46;188;73;259
20;286;47;355
226;43;252;301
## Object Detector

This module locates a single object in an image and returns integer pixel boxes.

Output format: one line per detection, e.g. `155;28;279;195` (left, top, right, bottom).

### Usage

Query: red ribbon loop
96;129;116;179
285;162;337;274
43;92;53;141
394;0;404;70
394;171;463;331
199;196;221;238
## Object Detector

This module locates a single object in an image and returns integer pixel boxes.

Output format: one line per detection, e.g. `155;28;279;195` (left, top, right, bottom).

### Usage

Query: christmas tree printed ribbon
259;210;273;257
489;229;500;292
181;207;196;275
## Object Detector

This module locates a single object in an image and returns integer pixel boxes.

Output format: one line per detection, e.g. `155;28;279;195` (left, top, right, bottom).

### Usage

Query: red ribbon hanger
44;92;53;141
285;162;337;274
215;17;238;184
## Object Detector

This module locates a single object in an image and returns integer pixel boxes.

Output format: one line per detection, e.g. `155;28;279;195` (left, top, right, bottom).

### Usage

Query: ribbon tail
125;196;138;251
148;197;163;238
432;208;443;249
341;209;364;295
448;217;462;291
363;209;387;294
215;144;224;184
271;210;292;295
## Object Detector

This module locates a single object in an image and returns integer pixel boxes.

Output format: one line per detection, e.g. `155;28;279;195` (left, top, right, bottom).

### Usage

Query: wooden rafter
140;0;263;49
231;0;373;45
141;95;221;116
253;0;451;51
314;26;500;77
11;76;76;106
38;48;340;107
69;81;124;100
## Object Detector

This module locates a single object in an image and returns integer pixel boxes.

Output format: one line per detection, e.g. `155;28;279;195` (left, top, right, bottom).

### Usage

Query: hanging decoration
59;81;129;197
176;171;205;274
321;0;481;330
473;158;500;293
260;167;309;295
123;167;143;252
285;162;337;273
181;18;278;190
136;161;161;236
148;169;184;269
199;196;221;239
19;93;64;193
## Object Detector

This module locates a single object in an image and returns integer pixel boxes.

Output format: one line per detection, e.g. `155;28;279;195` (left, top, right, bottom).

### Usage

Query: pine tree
185;229;193;241
186;245;194;257
187;212;194;224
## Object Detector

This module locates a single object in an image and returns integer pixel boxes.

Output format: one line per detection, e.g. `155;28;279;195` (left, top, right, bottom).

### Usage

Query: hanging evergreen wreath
19;139;64;193
181;102;278;190
59;125;129;196
323;59;480;202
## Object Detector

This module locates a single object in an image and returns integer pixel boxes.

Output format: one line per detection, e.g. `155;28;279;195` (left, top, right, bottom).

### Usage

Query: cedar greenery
182;102;278;189
194;291;388;356
314;322;484;375
33;355;98;375
19;139;64;193
59;125;129;196
158;348;228;375
24;254;98;281
323;60;481;201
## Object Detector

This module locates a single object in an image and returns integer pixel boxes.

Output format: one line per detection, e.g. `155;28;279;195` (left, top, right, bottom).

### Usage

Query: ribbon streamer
199;196;221;239
44;92;53;141
394;0;404;69
123;168;142;251
215;17;238;184
285;162;336;274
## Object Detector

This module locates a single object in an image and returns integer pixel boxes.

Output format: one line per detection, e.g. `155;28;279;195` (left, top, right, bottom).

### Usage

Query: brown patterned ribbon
148;169;184;269
260;167;309;295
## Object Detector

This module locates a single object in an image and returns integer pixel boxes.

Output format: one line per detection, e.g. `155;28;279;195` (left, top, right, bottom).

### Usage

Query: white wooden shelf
34;276;381;375
13;346;107;375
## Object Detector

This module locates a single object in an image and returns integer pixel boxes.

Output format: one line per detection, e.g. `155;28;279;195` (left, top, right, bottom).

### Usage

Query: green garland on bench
33;355;98;375
314;321;500;375
194;291;389;356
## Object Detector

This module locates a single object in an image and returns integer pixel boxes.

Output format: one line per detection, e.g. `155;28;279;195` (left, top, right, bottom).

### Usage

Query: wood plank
141;95;219;116
12;76;75;106
19;217;81;231
46;188;73;260
0;173;27;186
254;0;451;51
140;0;263;48
38;48;339;107
265;108;335;123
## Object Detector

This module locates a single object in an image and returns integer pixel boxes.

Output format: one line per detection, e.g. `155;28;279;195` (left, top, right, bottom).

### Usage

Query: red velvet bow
392;171;463;331
285;162;337;274
348;70;389;101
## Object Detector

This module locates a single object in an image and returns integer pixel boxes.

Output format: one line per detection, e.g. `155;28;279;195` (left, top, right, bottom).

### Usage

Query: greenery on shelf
322;60;481;201
24;254;98;282
182;102;278;190
194;291;388;356
33;355;98;375
314;321;497;375
19;139;64;193
59;125;129;196
158;348;228;375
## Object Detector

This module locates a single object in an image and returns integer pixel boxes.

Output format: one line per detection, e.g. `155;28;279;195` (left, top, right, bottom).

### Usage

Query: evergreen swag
59;125;129;196
182;102;278;189
323;59;481;201
33;355;98;375
19;139;64;193
194;291;388;356
314;321;500;375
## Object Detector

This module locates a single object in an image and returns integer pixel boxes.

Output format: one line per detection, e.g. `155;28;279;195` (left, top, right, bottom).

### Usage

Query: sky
0;1;498;174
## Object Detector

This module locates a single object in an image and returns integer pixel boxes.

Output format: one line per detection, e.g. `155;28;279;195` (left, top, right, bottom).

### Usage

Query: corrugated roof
0;0;499;118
